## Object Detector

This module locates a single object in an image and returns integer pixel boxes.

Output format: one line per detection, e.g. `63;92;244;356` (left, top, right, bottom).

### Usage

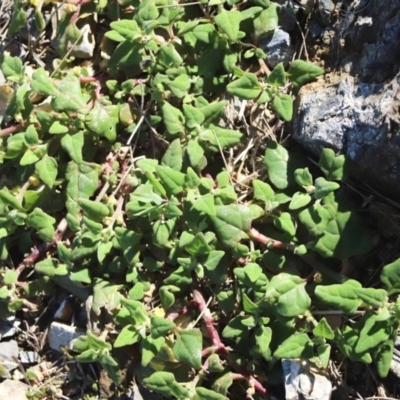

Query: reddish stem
248;227;295;251
0;125;22;137
192;290;267;396
16;218;68;276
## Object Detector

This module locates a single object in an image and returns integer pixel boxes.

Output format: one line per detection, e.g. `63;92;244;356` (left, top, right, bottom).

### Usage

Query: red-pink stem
248;228;295;251
0;125;21;137
192;290;267;396
16;218;68;276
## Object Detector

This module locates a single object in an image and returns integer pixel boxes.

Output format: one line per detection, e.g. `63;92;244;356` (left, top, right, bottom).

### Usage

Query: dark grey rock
318;0;334;25
259;28;295;68
293;0;400;200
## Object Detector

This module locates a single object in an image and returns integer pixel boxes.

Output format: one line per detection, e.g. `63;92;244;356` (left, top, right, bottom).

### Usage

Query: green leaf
36;157;58;188
313;210;372;260
0;55;24;83
155;165;185;195
315;280;362;314
222;315;247;339
267;63;286;87
356;313;393;354
253;4;280;38
210;204;253;247
162;138;183;171
167;74;191;98
66;162;99;202
195;387;228;400
314;177;340;199
226;73;261;100
294;168;313;187
354;287;387;308
137;0;159;24
274;332;313;359
161;101;185;135
92;278;122;316
264;140;289;189
151;316;175;338
336;325;372;363
200;125;243;149
0;189;23;210
173;328;202;369
272;93;293;121
374;340;394;378
193;23;217;44
214;11;242;42
274;212;296;236
313;317;334;340
289;192;311;210
26;208;55;242
186;139;205;170
52;73;87;112
114;325;140;347
255;326;272;361
20;148;40;165
99;353;122;386
49;121;69;134
78;198;110;221
61;132;84;164
86;103;118;142
318;148;348;180
288;60;323;88
266;273;311;317
381;257;400;295
252;179;274;202
298;204;332;236
31;68;57;96
143;372;190;399
34;258;68;277
109;20;140;40
183;104;205;130
141;336;165;367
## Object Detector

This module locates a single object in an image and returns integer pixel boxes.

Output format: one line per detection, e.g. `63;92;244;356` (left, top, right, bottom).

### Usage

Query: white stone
0;379;29;400
48;322;85;352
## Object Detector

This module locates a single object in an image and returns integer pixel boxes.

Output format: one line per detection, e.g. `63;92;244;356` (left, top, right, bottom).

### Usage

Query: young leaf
114;325;140;347
26;208;55;242
36;157;58;188
253;4;280;38
210;204;253;247
314;177;340;199
381;257;400;294
274;332;313;359
315;280;362;314
200;125;243;150
31;68;57;96
226;73;262;100
143;372;190;399
214;10;242;42
264;140;289;189
155;165;185;195
267;63;286;87
173;328;202;369
61;132;84;164
161;101;185;135
313;317;334;340
288;60;323;88
162;138;183;171
78;198;110;221
272;93;293;121
318;148;348;181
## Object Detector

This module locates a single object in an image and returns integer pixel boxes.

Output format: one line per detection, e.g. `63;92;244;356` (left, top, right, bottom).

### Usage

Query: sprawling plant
0;0;399;398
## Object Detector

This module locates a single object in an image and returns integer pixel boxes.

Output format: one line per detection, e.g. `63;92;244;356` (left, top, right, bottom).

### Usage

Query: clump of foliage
1;0;400;398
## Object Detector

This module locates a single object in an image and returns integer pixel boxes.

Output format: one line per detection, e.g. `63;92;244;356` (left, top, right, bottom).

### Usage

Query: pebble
0;317;21;339
259;28;295;68
0;340;19;377
48;322;85;352
0;379;29;400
